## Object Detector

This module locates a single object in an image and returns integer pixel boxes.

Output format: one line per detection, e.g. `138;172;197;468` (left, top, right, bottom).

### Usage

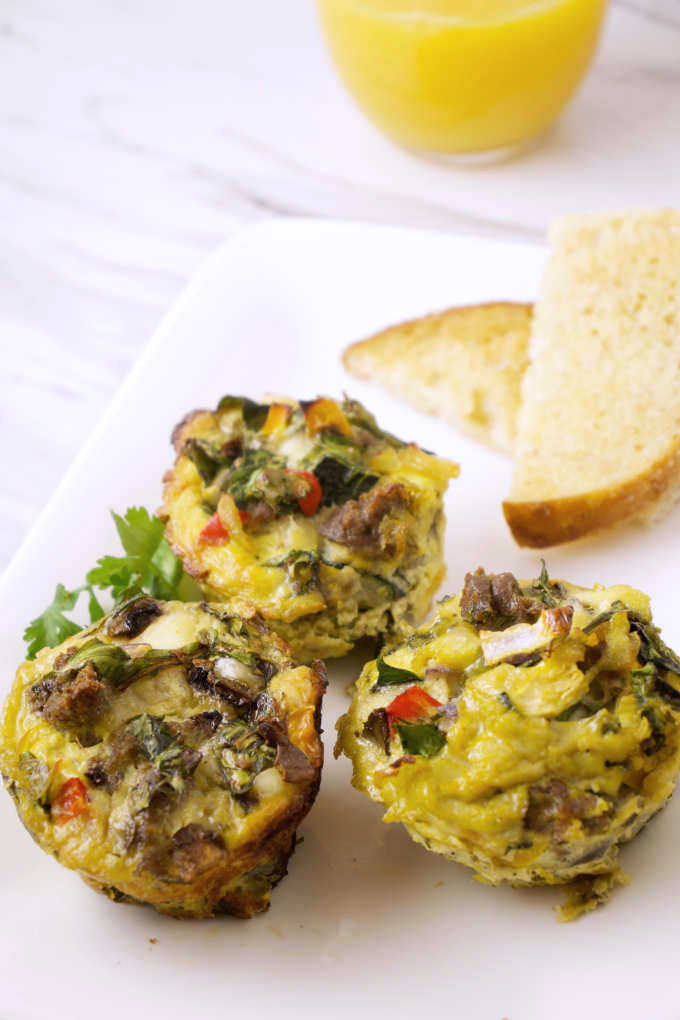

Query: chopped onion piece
425;666;458;680
214;655;258;684
439;699;459;731
425;665;463;699
121;643;152;659
253;767;286;799
480;606;573;667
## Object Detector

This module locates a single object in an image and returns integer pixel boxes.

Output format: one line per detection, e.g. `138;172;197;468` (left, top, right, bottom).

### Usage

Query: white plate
3;219;680;1020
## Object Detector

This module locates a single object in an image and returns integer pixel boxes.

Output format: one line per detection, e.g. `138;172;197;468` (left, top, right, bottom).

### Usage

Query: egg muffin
161;395;458;661
338;566;680;913
0;596;325;918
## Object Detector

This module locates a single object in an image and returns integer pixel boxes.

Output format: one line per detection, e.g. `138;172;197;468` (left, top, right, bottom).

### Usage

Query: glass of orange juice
316;0;609;160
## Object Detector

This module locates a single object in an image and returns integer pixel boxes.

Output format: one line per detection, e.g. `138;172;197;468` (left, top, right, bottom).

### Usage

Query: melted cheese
141;606;202;648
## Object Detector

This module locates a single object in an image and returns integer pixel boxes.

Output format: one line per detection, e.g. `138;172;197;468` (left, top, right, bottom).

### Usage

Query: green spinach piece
642;707;667;755
525;560;565;608
629;615;680;677
601;719;621;735
341;397;405;449
266;550;320;594
395;721;445;757
225;448;292;509
355;568;407;602
125;713;194;792
626;615;680;707
303;431;379;506
183;437;240;484
313;457;379;506
67;639;132;685
217;721;276;796
555;702;589;722
630;663;657;703
126;713;176;760
63;639;197;690
217;395;269;431
317;555;407;601
375;657;422;687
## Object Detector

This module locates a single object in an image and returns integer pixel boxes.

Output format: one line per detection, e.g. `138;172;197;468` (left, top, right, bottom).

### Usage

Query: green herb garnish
23;584;99;660
23;507;201;659
87;507;189;601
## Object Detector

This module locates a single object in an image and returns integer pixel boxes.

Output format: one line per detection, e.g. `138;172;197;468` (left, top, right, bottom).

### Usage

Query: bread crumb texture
343;302;532;455
505;209;680;546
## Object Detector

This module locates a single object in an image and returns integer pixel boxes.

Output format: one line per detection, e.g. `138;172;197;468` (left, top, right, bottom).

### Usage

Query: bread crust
506;210;680;548
503;441;680;547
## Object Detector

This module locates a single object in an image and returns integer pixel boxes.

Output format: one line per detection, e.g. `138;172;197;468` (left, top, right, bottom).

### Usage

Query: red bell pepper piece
52;777;88;825
200;511;230;544
285;470;322;517
385;685;442;734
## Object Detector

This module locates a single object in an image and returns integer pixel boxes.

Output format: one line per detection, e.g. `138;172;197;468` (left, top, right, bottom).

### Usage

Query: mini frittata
0;596;325;918
161;395;458;661
338;566;680;916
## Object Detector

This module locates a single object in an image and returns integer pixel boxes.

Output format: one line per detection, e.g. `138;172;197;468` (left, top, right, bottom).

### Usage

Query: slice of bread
504;209;680;548
342;302;532;455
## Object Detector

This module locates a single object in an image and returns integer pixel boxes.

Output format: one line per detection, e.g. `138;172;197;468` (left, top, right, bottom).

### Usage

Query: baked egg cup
337;566;680;917
161;395;458;662
1;596;325;919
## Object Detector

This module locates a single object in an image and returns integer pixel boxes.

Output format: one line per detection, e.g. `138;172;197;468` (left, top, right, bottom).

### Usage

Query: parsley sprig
23;507;202;659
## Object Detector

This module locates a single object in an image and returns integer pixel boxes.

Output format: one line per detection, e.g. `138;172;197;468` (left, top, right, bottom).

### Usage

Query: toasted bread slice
342;302;532;454
504;209;680;548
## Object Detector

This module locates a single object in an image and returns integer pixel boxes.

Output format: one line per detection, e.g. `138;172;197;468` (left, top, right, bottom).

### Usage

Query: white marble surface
1;0;678;572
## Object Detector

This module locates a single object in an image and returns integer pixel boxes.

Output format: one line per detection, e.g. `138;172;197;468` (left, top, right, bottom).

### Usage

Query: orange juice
317;0;608;154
